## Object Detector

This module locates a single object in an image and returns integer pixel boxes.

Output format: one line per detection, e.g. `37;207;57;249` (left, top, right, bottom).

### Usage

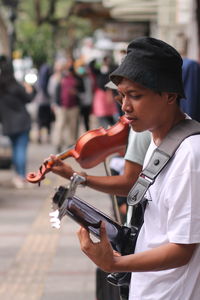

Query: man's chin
130;124;146;132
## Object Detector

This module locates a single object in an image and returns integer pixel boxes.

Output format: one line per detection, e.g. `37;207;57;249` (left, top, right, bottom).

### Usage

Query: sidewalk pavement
0;140;115;300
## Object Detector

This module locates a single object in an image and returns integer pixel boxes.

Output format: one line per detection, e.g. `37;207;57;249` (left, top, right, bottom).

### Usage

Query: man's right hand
47;155;74;179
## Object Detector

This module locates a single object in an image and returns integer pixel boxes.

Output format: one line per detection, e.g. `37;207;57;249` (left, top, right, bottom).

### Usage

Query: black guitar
50;185;138;254
50;184;144;296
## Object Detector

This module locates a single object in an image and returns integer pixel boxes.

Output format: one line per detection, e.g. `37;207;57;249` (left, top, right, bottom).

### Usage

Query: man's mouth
124;116;138;124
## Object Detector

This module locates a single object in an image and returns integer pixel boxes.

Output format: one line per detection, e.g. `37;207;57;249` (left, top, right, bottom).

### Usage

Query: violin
26;115;130;184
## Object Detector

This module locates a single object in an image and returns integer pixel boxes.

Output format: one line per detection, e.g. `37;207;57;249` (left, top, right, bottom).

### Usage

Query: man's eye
130;94;141;100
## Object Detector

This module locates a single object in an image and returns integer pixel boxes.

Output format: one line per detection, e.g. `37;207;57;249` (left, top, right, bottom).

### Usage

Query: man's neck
152;110;186;146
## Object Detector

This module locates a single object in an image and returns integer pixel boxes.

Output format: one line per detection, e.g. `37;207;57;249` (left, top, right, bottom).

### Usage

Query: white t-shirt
129;134;200;300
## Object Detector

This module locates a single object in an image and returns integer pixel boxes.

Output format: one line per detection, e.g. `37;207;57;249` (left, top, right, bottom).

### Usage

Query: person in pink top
92;56;119;128
53;65;80;152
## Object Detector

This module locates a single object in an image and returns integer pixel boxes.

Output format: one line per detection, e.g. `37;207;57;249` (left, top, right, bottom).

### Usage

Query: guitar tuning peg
49;210;59;218
49;210;61;229
51;221;61;229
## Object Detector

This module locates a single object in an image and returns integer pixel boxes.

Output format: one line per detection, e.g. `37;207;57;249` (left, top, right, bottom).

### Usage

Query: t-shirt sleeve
124;130;151;166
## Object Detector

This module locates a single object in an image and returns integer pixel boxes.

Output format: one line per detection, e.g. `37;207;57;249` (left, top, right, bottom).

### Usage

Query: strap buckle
127;175;153;206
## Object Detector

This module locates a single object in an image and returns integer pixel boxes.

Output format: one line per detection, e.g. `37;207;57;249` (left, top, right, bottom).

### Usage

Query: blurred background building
71;0;200;60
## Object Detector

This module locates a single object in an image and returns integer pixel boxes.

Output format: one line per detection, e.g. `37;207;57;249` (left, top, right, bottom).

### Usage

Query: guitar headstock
50;173;86;229
50;185;69;229
52;185;69;210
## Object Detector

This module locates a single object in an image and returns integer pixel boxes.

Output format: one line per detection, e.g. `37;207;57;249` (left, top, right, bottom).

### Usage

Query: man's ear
167;93;178;104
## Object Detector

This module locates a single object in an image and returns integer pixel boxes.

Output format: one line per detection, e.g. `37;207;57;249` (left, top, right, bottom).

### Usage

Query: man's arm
77;223;197;273
85;160;142;196
48;156;142;197
48;130;150;196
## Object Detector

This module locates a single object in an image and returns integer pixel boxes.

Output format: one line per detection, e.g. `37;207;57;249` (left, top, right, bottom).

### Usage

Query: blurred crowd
32;53;122;151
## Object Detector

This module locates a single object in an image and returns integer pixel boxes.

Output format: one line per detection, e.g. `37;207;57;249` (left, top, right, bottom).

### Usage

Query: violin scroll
26;160;53;184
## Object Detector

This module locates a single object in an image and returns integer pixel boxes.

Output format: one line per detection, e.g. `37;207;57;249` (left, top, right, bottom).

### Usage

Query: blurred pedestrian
180;57;200;121
47;58;67;107
0;56;34;188
92;56;119;128
176;33;200;122
35;62;54;143
76;63;95;131
53;65;80;153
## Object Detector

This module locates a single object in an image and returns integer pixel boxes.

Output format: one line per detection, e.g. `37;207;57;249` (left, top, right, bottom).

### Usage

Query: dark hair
0;56;16;93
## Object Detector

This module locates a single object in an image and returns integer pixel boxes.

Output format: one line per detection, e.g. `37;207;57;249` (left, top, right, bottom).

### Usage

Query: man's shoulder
177;134;200;160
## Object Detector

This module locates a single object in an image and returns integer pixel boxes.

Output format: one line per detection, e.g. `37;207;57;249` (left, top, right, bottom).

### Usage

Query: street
0;139;115;300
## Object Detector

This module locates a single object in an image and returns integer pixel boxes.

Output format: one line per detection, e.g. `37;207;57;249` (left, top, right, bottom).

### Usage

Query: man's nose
121;96;132;112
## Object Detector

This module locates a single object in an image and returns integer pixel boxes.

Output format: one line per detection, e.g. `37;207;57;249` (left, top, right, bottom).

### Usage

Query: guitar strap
127;119;200;208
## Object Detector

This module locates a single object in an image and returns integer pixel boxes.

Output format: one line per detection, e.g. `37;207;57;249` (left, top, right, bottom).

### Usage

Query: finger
49;154;57;162
113;250;121;257
77;226;92;252
43;154;55;164
99;221;109;242
48;155;62;168
77;226;83;239
77;226;89;243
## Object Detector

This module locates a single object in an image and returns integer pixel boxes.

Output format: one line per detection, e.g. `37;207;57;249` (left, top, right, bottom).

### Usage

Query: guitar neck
52;186;130;254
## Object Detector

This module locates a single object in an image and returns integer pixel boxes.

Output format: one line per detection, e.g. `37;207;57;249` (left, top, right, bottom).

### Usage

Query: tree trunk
0;12;9;56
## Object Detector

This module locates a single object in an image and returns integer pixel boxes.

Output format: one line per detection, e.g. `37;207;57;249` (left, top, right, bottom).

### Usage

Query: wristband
79;171;88;186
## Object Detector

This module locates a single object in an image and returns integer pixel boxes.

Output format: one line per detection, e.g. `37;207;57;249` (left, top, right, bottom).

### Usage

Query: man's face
117;78;171;133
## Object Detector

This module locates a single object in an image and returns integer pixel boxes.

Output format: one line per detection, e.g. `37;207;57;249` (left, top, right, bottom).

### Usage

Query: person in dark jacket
180;57;200;122
0;56;33;188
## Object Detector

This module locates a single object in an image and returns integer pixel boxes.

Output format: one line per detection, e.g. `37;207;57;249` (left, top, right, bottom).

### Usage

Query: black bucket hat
110;36;185;97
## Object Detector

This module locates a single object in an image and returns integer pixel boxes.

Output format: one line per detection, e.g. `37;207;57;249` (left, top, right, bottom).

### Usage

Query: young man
77;37;200;299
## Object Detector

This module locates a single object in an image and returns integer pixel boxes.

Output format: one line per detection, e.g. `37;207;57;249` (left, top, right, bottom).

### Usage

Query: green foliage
68;15;93;40
8;0;93;66
52;15;93;53
16;22;54;68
